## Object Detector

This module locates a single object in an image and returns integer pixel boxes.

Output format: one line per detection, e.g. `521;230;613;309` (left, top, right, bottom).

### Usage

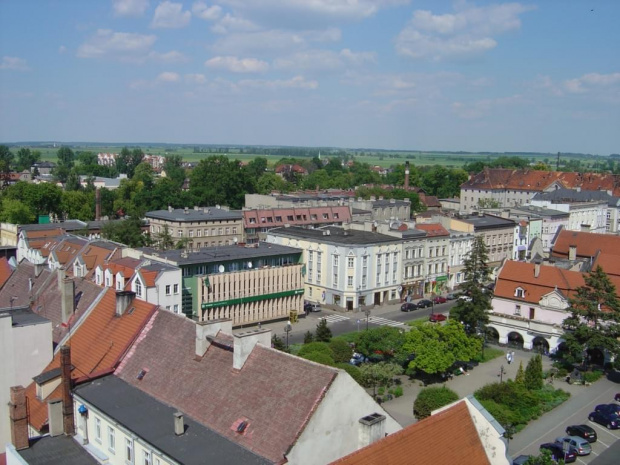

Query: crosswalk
319;314;351;324
367;316;405;327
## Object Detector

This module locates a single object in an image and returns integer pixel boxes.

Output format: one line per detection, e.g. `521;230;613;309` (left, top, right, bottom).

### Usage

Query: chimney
174;412;185;435
194;205;199;211
404;161;410;190
358;413;386;448
233;328;272;370
95;188;101;221
9;386;29;450
115;290;135;316
534;261;541;278
168;205;173;212
184;207;189;214
195;318;233;358
48;399;63;437
60;345;75;436
59;269;75;324
569;245;577;261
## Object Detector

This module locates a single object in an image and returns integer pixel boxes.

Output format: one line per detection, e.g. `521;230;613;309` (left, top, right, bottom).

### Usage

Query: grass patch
475;347;504;363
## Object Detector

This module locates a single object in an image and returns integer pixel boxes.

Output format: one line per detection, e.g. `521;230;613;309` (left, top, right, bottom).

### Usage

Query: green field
15;143;600;170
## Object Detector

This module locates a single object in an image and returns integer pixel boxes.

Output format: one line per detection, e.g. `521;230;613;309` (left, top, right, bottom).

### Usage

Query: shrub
524;355;544;390
315;319;332;342
583;370;604;383
413;386;459;420
389;386;404;398
303;331;315;344
301;352;335;367
298;342;332;358
378;386;385;395
329;338;354;363
336;363;363;385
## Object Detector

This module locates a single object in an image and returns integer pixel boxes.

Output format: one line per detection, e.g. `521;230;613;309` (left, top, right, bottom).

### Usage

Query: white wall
287;371;401;465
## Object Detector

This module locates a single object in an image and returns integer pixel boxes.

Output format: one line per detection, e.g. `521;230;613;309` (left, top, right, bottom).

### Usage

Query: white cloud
185;73;207;84
147;50;188;63
211;13;259;34
77;29;157;61
274;48;375;72
205;56;269;73
192;1;222;20
58;45;67;54
151;1;191;29
113;0;149;17
396;2;535;60
238;75;318;90
563;72;620;94
157;71;180;82
0;56;30;71
452;94;523;119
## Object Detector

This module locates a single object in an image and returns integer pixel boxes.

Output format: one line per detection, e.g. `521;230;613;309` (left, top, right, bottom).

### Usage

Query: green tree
189;156;253;209
65;169;82;192
563;265;620;365
450;236;492;335
116;147;144;178
356;326;406;363
337;363;363;385
329;339;353;363
16;147;41;172
303;331;315;344
76;150;98;166
61;190;94;221
162;155;185;188
152;224;175;250
0;198;35;224
413;386;459;420
246;157;268;179
256;173;290;194
315;319;332;342
524;355;543;390
515;361;525;385
272;334;286;352
4;181;63;218
53;146;75;183
359;362;403;396
101;218;146;247
302;352;335;366
297;341;332;358
0;145;15;187
524;449;561;465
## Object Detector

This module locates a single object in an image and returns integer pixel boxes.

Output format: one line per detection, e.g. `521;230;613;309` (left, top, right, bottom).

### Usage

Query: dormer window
515;287;525;298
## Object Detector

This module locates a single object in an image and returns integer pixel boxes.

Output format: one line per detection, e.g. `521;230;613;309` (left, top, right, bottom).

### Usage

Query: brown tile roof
243;206;351;228
25;289;158;431
495;261;585;304
462;168;620;196
415;223;449;237
0;257;13;289
551;230;620;260
137;269;158;287
0;261;51;308
24;228;65;239
332;401;490;465
116;311;338;464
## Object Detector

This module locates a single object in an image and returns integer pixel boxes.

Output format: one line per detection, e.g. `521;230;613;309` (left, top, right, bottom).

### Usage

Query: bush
336;363;363;385
413;386;459;420
389;386;404;398
473;347;504;363
378;386;385;395
298;342;332;359
329;338;354;363
583;370;604;383
301;352;336;367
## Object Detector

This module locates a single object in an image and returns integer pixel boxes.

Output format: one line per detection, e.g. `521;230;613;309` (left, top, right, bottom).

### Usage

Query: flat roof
74;376;271;465
268;226;401;246
16;435;99;464
457;214;516;230
0;306;50;327
138;243;303;266
146;208;242;222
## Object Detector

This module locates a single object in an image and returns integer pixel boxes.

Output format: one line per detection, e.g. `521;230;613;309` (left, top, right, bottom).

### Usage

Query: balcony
489;312;563;336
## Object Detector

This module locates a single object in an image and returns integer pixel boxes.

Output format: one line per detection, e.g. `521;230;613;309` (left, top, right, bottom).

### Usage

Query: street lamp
284;320;292;349
364;308;371;331
499;364;506;383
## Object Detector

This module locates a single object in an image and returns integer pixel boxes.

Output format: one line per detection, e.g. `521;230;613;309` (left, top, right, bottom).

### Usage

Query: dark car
429;313;447;323
595;403;620;415
565;424;597;443
400;302;418;312
616;393;620;402
417;299;433;308
588;410;620;429
511;455;531;465
349;352;368;366
539;443;577;463
446;292;459;300
432;296;447;304
304;302;321;313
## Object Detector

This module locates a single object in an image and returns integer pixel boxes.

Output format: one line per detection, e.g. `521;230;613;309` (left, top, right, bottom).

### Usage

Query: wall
286;371;401;465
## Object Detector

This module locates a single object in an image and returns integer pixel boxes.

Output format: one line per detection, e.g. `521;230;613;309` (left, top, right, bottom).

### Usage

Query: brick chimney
9;385;29;450
61;345;75;436
404;161;410;190
358;413;386;448
59;268;75;324
195;318;233;358
233;328;272;370
115;290;135;316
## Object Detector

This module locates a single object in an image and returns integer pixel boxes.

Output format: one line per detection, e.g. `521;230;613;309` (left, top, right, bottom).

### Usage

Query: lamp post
499;364;506;383
364;308;371;331
284;320;292;349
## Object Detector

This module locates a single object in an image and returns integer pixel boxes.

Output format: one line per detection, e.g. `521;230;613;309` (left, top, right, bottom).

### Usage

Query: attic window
128;307;136;315
515;287;525;298
236;421;248;433
136;369;147;380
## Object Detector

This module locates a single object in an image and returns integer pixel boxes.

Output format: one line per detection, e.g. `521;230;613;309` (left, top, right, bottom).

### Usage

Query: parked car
595;403;620;415
400;302;418;312
429;313;447;322
458;295;473;302
417;299;433;308
432;296;447;304
615;393;620;402
349;352;368;366
554;436;591;455
588;410;620;429
446;292;460;300
539;443;577;463
511;455;531;465
565;424;597;443
304;302;322;313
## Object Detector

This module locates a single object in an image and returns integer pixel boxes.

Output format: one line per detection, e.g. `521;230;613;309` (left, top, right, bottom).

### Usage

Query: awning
201;288;304;310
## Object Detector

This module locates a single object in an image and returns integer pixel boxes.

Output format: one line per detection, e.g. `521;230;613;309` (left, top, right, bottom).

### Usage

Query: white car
458;295;473;302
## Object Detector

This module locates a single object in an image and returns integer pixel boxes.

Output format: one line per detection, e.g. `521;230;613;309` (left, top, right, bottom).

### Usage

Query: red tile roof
551;230;620;260
0;257;13;289
116;311;338;464
25;289;157;431
415;223;449;237
243;206;351;228
332;401;490;465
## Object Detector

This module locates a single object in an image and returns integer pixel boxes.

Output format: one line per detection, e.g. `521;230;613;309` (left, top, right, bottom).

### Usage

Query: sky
0;0;618;154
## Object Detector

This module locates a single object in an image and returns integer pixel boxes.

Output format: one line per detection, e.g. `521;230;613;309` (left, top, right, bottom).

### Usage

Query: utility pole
556;152;560;170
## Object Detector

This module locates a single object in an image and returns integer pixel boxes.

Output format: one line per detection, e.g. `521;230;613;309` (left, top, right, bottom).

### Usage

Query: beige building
146;206;244;250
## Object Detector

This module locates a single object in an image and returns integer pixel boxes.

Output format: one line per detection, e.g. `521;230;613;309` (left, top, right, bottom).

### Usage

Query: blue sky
0;0;618;154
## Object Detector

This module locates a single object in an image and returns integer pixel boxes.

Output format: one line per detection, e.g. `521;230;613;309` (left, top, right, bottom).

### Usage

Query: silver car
554;436;591;456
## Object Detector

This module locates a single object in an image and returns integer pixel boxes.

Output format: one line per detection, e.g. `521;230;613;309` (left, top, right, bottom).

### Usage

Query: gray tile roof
146;207;242;222
457;214;516;231
75;375;271;465
0;306;50;327
16;435;99;465
268;225;401;245
532;188;620;206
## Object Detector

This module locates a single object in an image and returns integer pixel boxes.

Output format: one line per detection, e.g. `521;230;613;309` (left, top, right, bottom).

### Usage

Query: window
165;285;171;295
197;229;201;237
95;417;101;443
205;229;210;236
108;426;115;453
515;287;525;298
226;227;230;234
232;227;237;234
135;279;143;298
173;304;179;313
173;284;179;294
143;450;152;465
348;257;354;268
178;229;183;237
275;216;282;222
347;276;353;287
322;213;328;219
125;438;134;463
334;213;339;219
218;228;223;235
515;304;521;316
189;230;194;238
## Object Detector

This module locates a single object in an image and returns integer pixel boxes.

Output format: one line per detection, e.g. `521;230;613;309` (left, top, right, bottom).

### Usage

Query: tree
450;236;492;335
162;155;185;188
61;190;94;221
359;362;403;396
152;224;175;250
315;319;332;342
413;386;459;420
329;339;353;363
0;198;35;224
53;146;75;183
246;157;268;179
65;169;82;192
4;181;63;218
101;218;146;247
303;331;315;344
271;334;286;351
0;145;14;187
563;265;620;365
116;147;144;178
256;173;290;194
356;326;407;363
523;449;560;465
514;361;525;385
16;147;41;172
524;354;543;390
189;156;253;209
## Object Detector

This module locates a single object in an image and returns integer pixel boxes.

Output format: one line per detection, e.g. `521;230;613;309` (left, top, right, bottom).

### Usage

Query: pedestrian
258;322;261;329
511;351;515;362
506;352;510;363
507;353;512;364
